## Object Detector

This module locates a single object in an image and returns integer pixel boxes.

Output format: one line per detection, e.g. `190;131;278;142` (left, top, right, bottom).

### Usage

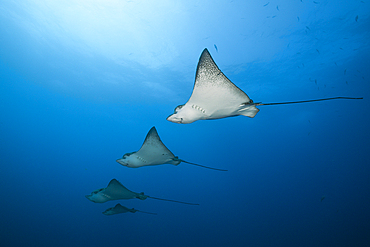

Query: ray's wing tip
109;178;123;188
202;48;211;56
148;126;158;135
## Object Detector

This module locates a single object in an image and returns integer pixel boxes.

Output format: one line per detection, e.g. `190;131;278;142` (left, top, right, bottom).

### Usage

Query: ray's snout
116;158;128;166
167;114;185;124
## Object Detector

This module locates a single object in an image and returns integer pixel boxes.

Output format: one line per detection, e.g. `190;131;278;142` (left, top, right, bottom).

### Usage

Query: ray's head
85;188;109;203
102;209;116;215
116;151;148;168
166;104;185;123
166;104;201;124
116;152;136;167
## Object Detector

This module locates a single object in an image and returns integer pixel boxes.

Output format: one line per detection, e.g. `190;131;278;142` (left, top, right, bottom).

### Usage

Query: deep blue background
1;1;369;246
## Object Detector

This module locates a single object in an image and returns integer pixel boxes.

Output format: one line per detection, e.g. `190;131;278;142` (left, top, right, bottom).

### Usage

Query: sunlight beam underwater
85;179;199;205
166;48;363;124
116;126;227;171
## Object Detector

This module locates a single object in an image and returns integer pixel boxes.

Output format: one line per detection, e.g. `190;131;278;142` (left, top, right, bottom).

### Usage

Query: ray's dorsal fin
254;97;363;106
172;157;228;171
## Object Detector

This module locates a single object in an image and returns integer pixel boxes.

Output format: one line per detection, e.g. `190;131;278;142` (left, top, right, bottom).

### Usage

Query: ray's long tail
255;96;363;106
148;196;199;205
137;210;158;215
180;160;228;171
173;157;227;171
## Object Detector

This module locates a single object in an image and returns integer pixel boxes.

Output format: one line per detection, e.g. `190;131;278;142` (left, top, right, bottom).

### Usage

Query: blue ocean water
1;1;369;246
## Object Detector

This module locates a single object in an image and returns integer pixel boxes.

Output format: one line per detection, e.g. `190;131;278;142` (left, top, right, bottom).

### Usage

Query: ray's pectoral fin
172;157;228;171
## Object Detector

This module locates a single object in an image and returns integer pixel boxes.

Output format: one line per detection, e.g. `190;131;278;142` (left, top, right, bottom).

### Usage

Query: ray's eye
92;188;104;194
123;152;134;158
174;104;184;113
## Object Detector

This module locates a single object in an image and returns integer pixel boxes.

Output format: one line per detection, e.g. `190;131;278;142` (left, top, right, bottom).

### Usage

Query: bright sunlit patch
3;0;187;68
